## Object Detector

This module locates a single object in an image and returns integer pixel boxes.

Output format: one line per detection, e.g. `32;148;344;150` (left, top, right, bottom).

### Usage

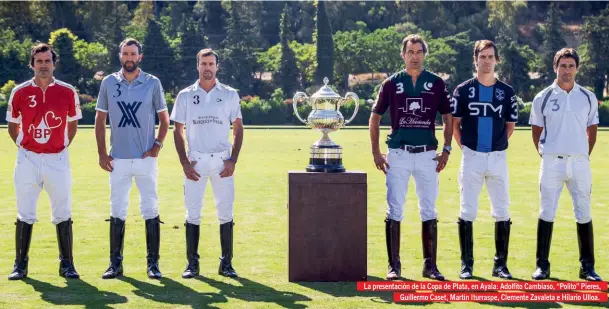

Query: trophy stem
313;132;338;147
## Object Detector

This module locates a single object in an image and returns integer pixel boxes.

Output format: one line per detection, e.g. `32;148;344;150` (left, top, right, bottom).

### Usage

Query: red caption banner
393;292;608;303
357;281;608;292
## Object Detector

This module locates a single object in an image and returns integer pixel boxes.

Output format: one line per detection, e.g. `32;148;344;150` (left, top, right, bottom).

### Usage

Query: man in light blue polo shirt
95;38;170;279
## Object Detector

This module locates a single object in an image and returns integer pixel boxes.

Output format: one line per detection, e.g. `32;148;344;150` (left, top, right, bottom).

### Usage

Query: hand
182;161;201;181
373;152;389;174
99;153;114;172
142;144;161;159
433;151;449;173
219;159;236;178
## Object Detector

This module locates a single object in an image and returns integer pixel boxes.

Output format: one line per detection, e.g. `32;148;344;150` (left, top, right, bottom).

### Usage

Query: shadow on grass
197;276;311;309
119;276;228;309
23;277;128;309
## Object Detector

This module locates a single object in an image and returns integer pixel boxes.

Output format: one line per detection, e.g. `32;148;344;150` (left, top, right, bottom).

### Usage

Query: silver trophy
293;77;359;173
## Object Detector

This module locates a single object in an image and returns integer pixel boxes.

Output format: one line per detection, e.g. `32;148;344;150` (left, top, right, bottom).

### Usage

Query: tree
177;16;206;88
497;34;537;99
49;29;80;86
579;5;609;98
443;31;474;87
220;1;259;95
194;1;228;49
274;4;300;99
540;3;566;84
0;29;33;86
142;20;176;90
123;1;155;42
315;0;334;86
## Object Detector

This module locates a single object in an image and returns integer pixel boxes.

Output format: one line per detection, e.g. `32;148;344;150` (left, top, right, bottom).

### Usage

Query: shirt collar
30;78;56;88
194;78;222;92
551;81;580;94
118;69;146;84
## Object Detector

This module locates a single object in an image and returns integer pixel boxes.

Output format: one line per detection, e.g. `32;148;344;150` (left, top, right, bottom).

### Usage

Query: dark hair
197;48;219;64
401;34;428;55
473;40;500;65
30;43;58;67
553;48;579;69
119;38;142;54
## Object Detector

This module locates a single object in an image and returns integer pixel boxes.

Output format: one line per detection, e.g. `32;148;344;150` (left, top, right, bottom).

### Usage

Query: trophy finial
323;77;329;86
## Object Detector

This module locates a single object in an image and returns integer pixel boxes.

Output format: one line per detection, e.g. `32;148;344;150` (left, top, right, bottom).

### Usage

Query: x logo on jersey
117;101;142;128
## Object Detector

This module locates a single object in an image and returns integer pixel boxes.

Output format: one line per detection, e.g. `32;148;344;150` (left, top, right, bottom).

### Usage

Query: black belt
398;144;437;154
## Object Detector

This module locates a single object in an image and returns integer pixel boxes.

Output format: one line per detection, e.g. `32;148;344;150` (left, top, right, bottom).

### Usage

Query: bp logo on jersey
117;101;142;128
495;89;505;101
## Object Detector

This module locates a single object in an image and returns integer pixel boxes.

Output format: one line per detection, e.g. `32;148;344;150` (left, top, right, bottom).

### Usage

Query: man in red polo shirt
5;43;82;280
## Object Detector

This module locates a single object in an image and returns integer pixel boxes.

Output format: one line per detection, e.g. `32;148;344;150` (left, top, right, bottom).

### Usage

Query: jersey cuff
156;108;168;113
6;117;20;124
95;107;108;112
506;121;517;123
171;119;186;124
371;110;384;115
67;114;83;122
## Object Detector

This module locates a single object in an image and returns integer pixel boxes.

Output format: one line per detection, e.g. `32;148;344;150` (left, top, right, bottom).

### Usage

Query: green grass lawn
0;128;607;308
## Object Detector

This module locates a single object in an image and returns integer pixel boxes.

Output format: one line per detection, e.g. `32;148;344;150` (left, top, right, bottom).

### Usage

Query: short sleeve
170;91;188;124
96;79;109;112
6;87;21;124
587;92;599;126
451;86;467;118
506;87;518;123
67;87;83;122
153;80;168;113
529;93;545;127
229;91;242;123
372;80;392;115
437;79;451;115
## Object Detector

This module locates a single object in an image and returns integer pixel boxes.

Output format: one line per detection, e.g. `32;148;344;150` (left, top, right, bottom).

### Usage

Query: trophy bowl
293;77;359;173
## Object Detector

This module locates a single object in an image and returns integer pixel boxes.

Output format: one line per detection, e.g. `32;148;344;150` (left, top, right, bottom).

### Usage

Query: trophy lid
311;77;341;99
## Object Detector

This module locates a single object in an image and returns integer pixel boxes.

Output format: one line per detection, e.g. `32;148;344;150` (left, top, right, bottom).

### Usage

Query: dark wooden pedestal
287;170;367;282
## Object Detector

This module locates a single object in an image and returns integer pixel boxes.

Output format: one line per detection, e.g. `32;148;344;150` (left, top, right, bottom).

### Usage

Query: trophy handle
293;92;309;125
342;92;360;125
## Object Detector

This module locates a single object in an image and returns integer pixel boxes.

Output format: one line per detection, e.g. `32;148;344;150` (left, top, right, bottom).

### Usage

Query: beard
202;71;214;81
122;60;139;73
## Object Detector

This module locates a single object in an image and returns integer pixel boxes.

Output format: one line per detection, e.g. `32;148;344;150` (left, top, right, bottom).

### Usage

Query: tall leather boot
56;219;79;279
8;220;33;280
577;221;602;281
385;219;401;280
102;217;125;279
492;220;512;279
218;221;238;278
531;219;553;280
458;218;474;279
421;219;445;281
182;222;200;279
145;216;162;279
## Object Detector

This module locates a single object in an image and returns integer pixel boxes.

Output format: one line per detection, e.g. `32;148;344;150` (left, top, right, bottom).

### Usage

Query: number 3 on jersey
396;83;404;94
468;87;475;98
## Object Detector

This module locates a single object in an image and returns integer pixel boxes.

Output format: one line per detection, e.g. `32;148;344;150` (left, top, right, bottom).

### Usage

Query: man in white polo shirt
529;48;601;281
171;48;244;279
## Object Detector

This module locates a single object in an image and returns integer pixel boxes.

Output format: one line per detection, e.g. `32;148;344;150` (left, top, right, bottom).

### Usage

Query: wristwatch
442;145;452;154
154;140;163;149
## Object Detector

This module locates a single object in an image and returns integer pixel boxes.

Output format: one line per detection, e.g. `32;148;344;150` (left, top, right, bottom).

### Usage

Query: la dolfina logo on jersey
28;111;63;144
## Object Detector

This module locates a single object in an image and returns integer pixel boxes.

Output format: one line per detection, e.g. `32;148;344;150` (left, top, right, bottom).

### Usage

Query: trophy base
306;145;345;173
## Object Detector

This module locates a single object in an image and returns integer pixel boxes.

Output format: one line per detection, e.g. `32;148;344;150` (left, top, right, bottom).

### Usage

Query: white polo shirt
170;79;242;153
529;82;599;156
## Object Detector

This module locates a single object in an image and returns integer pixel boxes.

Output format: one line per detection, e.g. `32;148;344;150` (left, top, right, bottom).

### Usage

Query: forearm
156;111;169;143
506;122;515;139
231;126;243;162
173;125;189;165
8;123;19;144
588;125;598;155
369;115;381;154
531;126;542;154
94;115;107;155
453;124;462;148
442;114;453;147
67;121;78;145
